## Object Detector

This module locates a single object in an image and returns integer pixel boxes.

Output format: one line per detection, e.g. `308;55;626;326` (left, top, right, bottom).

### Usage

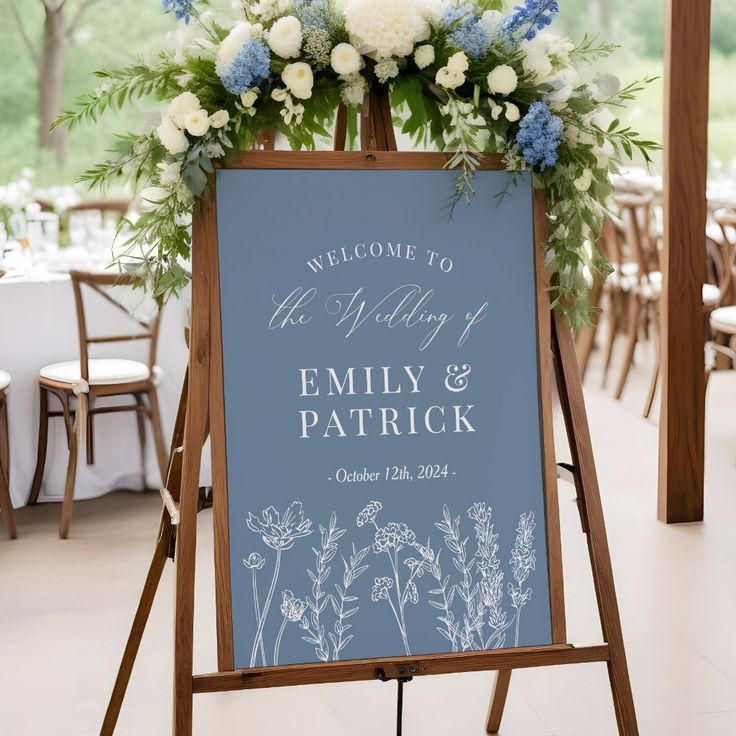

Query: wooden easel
101;89;639;736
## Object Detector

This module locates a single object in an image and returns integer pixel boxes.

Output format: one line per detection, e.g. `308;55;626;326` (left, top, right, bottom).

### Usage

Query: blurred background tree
0;0;734;186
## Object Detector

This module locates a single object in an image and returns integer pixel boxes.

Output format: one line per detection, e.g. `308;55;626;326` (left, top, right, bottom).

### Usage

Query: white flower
216;22;257;75
249;0;290;22
330;43;362;75
435;66;464;89
209;110;230;128
168;92;201;128
489;100;503;120
479;9;503;37
206;142;226;158
176;73;194;88
417;0;449;24
241;88;260;108
591;73;621;102
374;57;399;83
574;169;593;191
158;161;182;186
344;0;429;59
340;73;368;106
487;65;518;96
593;107;616;133
184;109;210;136
268;15;302;58
446;51;468;74
280;94;305;125
521;47;552;81
593;140;614;168
414;44;434;69
504;102;520;122
282;62;314;99
271;87;288;102
157;116;189;155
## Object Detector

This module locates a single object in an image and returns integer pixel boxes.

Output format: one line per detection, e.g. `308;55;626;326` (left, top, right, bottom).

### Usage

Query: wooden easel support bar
192;644;610;693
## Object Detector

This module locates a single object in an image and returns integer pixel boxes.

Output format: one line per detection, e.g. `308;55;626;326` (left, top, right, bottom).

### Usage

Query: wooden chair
28;271;168;539
0;370;17;539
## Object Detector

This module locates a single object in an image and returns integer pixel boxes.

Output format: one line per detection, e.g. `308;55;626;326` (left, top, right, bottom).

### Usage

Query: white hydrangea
344;0;429;59
374;57;399;83
487;65;518;95
521;46;553;81
249;0;290;22
330;43;362;76
184;109;210;137
479;10;503;38
157;116;188;155
209;110;230;128
216;22;261;76
414;44;435;69
168;92;201;128
282;62;314;99
340;72;368;106
417;0;450;25
267;15;302;59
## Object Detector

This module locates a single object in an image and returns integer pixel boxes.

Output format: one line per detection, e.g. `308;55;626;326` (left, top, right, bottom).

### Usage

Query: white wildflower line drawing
245;501;313;668
356;501;436;656
508;511;537;647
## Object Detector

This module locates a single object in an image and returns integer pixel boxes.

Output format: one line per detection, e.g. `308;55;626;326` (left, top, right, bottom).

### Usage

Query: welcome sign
216;162;553;670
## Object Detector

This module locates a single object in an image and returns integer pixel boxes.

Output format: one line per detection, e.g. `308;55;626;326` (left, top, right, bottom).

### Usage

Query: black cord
396;679;404;736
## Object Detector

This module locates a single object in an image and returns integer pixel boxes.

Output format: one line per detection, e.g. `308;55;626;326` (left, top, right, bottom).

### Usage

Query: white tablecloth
0;271;210;508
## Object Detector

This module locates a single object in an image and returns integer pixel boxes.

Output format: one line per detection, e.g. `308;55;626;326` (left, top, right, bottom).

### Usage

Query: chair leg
59;394;80;540
601;290;621;388
643;304;661;419
0;397;17;540
134;394;148;491
86;410;95;465
147;387;168;486
28;386;50;506
614;294;642;400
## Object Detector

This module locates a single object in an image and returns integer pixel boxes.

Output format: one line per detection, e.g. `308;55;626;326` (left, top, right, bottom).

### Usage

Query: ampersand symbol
444;364;471;392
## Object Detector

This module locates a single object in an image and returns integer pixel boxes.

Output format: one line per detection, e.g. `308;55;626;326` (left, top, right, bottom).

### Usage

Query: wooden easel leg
552;312;639;735
100;514;172;735
485;669;512;734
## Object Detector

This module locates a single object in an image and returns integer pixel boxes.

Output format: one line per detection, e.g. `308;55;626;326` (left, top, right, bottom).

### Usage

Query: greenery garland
54;0;658;327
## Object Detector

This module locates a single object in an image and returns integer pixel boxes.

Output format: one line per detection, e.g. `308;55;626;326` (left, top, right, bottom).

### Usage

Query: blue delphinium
219;38;271;95
448;15;491;60
516;101;563;170
161;0;196;24
500;0;560;41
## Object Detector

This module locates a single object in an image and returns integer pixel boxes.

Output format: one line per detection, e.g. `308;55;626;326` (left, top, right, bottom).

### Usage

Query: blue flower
161;0;196;24
448;15;491;60
516;101;563;170
500;0;560;41
442;3;474;26
294;0;328;29
219;37;271;95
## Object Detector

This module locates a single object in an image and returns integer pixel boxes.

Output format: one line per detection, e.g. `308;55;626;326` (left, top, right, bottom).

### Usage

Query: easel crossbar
191;644;610;693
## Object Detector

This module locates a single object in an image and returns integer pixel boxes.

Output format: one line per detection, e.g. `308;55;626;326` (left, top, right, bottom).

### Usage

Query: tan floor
2;338;736;736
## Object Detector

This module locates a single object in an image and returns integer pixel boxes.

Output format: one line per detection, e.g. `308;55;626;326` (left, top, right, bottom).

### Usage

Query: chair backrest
69;271;161;382
613;193;659;281
713;209;736;305
599;213;627;268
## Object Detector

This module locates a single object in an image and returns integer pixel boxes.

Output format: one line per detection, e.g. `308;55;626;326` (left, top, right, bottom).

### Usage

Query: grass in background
0;1;734;188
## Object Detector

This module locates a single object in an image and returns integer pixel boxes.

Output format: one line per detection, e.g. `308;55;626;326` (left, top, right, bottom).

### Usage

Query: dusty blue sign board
216;166;552;670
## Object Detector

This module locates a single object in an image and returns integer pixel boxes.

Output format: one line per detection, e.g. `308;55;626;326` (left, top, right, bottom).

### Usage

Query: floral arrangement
55;0;658;325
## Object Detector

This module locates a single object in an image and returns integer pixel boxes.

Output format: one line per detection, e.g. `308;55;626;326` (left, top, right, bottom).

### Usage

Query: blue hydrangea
219;38;271;95
442;3;474;26
500;0;560;41
448;15;491;60
516;101;563;170
161;0;196;24
294;0;328;29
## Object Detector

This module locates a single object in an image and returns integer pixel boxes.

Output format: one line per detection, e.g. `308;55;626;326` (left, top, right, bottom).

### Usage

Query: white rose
479;10;503;37
413;44;435;69
157;117;189;155
168;92;201;128
241;89;260;107
487;65;518;96
216;22;256;75
330;43;362;76
267;15;303;58
504;102;520;122
435;66;464;90
209;110;230;128
574;169;593;191
184;109;210;137
446;51;468;74
282;62;314;99
158;161;182;186
522;47;552;81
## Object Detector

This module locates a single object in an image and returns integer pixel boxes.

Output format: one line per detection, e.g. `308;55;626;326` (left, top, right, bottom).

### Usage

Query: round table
0;270;210;508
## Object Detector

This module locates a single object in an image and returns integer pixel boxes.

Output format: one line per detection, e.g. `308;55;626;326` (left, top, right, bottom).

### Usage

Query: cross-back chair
707;211;736;379
28;270;168;539
0;370;17;539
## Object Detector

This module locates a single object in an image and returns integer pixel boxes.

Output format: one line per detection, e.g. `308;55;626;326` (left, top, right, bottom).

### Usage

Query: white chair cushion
702;283;721;307
711;306;736;335
0;370;10;391
39;359;150;385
